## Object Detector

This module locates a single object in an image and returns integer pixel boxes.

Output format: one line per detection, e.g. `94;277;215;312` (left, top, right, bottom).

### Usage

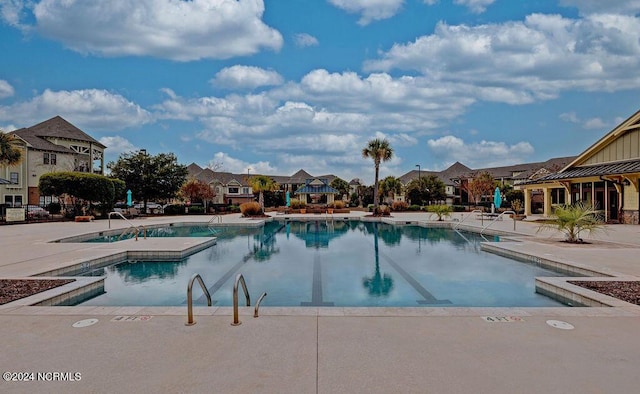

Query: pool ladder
185;273;267;326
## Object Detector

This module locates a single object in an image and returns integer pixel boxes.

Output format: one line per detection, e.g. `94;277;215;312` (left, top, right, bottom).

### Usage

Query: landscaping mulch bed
569;281;640;305
0;279;75;305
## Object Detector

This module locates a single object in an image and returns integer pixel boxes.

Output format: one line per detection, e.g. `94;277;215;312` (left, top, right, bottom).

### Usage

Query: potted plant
510;199;525;220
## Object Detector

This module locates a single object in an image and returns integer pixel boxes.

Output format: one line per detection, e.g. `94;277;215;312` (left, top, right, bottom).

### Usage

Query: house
518;109;640;224
187;164;253;206
1;116;106;207
187;165;344;206
398;162;472;205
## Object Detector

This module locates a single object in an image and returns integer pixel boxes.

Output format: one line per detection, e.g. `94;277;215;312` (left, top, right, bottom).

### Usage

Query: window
228;187;239;194
4;195;22;207
242;187;249;195
39;196;54;206
10;172;18;184
43;153;57;165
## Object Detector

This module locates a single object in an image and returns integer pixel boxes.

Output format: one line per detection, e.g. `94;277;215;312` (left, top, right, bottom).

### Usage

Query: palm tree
0;132;22;167
248;174;278;211
362;138;394;212
537;201;605;243
380;176;403;204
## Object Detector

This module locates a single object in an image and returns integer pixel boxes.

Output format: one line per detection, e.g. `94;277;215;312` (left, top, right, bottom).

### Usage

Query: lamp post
140;149;147;214
415;164;421;181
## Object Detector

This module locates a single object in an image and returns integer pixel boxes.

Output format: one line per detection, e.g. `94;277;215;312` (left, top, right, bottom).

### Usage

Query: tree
379;176;403;204
0;132;22;167
39;172;123;217
108;150;188;210
179;179;214;206
330;177;349;200
537;201;605;243
362;138;394;213
248;175;278;211
463;171;494;206
405;175;446;205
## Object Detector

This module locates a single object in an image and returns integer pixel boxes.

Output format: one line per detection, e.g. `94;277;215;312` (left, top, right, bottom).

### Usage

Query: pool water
78;221;567;307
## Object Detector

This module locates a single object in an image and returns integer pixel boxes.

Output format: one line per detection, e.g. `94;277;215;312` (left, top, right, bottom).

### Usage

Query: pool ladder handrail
232;273;268;325
208;214;222;224
453;209;483;230
480;210;517;235
108;210;136;228
186;273;212;326
117;225;147;241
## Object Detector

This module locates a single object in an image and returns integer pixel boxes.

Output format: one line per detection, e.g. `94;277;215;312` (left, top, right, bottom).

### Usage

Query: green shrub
426;204;452;221
188;206;204;214
391;201;408;211
408;204;422;211
289;199;307;209
163;204;184;215
240;202;262;216
229;205;241;213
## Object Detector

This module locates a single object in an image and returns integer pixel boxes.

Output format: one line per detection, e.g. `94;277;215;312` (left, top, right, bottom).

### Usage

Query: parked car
26;205;50;219
133;202;163;214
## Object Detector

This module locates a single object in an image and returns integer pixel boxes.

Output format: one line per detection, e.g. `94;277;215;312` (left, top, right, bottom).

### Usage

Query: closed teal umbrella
493;187;502;209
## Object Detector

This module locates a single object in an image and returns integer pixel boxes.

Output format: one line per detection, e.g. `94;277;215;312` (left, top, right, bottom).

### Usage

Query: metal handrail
453;209;483;230
254;292;267;318
208;215;222;224
117;225;147;241
231;274;251;326
480;210;517;235
186;274;212;326
108;211;135;229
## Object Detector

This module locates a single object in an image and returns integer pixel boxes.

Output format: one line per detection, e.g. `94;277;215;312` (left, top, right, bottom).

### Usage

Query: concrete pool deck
1;212;640;393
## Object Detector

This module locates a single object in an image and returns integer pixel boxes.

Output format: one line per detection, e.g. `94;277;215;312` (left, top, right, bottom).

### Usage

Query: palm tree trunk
373;164;380;209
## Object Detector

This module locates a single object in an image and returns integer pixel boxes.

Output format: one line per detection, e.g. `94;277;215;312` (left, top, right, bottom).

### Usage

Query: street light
415;164;421;181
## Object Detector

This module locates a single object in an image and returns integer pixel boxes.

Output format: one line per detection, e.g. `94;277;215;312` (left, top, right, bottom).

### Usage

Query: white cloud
559;0;640;15
0;80;15;99
559;112;580;123
365;14;640;103
7;0;282;61
427;135;534;167
209;152;276;175
0;89;152;131
453;0;495;14
583;118;608;130
0;0;27;27
99;136;138;161
559;111;612;130
211;65;284;90
328;0;404;25
294;33;319;48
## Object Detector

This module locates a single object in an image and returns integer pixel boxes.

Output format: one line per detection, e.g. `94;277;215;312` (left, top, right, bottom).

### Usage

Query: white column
543;188;552;217
524;189;532;216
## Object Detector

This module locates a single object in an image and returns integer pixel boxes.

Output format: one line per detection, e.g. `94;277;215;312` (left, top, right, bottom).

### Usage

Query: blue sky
1;0;640;184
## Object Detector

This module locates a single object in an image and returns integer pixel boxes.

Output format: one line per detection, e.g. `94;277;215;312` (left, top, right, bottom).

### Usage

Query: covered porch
519;161;640;224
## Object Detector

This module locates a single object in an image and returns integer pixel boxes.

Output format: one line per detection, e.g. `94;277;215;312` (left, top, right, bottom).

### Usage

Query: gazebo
294;178;338;205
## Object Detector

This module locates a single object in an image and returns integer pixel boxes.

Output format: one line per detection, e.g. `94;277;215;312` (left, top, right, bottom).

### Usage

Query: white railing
453;209;483;230
480;210;517;235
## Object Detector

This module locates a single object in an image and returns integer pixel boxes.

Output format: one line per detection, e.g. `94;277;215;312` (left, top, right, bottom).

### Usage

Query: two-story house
1;116;106;207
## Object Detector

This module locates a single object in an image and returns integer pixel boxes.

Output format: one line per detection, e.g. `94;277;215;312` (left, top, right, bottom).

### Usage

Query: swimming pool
77;221;567;307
